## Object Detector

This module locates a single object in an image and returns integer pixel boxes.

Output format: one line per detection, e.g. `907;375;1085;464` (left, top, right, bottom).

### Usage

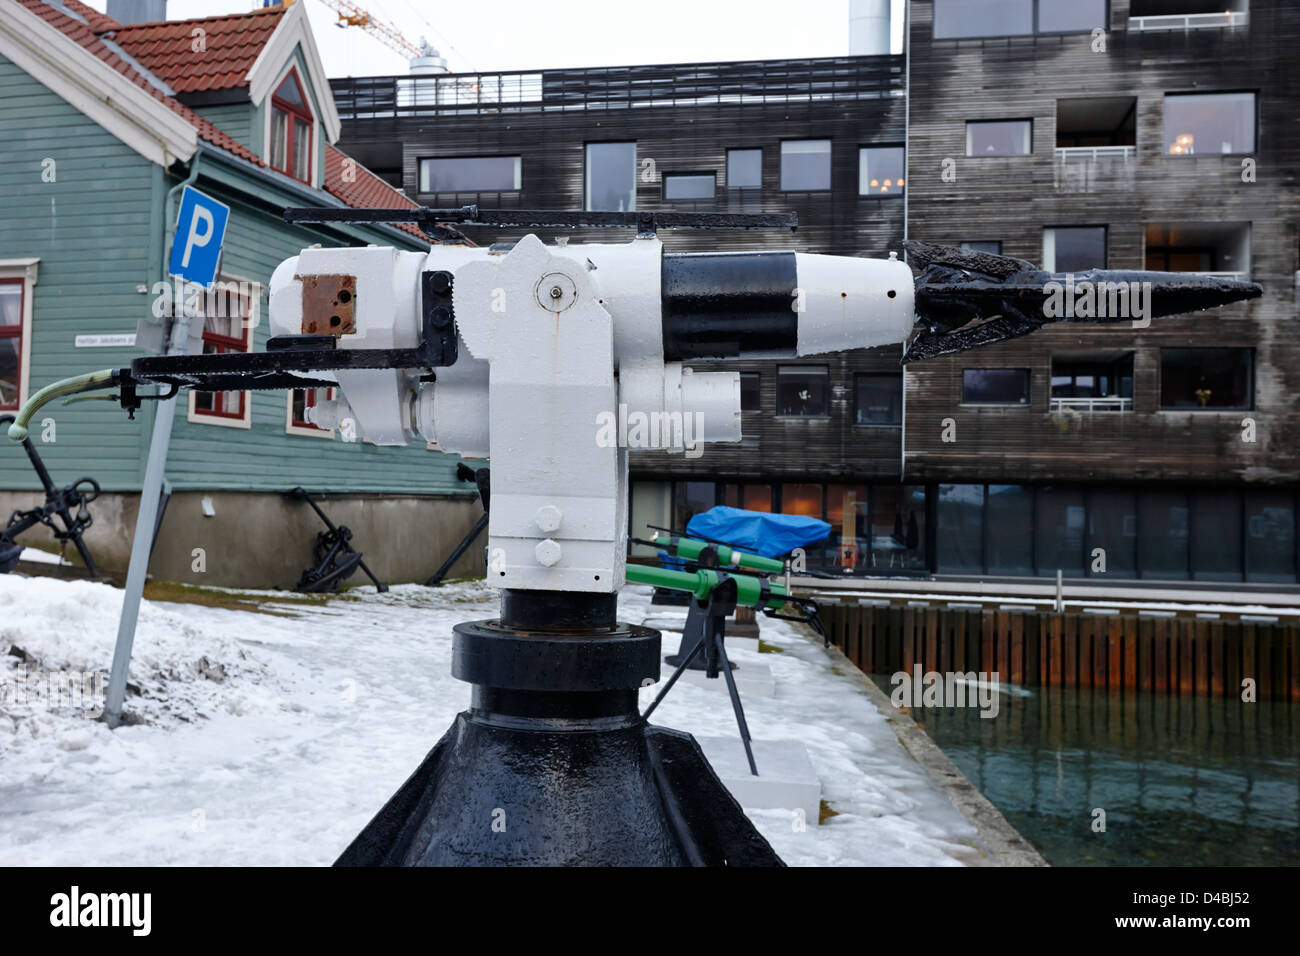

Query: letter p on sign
168;185;230;288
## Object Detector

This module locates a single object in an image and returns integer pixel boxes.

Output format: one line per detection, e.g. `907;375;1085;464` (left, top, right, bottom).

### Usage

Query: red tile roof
19;0;437;245
108;7;287;94
323;145;433;242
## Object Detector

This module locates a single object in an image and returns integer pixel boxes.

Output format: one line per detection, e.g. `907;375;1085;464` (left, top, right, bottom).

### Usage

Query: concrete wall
1;490;486;589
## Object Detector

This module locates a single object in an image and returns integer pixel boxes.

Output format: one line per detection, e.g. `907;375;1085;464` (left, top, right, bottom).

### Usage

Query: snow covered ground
0;573;988;866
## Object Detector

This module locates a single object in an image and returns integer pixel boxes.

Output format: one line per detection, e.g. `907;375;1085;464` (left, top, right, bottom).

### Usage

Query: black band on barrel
661;252;798;361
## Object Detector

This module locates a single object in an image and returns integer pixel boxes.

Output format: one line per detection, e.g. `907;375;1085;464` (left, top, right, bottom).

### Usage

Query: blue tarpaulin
685;506;831;559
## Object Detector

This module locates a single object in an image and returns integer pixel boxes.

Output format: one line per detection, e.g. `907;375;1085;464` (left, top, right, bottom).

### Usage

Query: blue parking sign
167;185;230;288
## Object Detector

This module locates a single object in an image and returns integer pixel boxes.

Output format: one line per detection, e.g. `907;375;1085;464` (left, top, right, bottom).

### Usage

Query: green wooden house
0;0;483;586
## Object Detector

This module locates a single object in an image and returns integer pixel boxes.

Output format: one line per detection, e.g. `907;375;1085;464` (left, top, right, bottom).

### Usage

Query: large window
663;173;716;202
0;280;24;411
1086;490;1137;577
776;365;829;416
1245;492;1296;583
1043;226;1107;272
1036;487;1087;577
1139;491;1189;580
269;69;312;183
859;146;905;197
726;149;763;189
934;0;1105;37
585;142;636;211
780;140;831;191
1164;92;1256;156
934;0;1033;37
854;373;902;425
191;282;254;427
967;120;1033;156
1038;0;1108;32
962;368;1031;404
937;484;985;573
1051;354;1134;410
869;485;927;571
419;156;521;193
1159;348;1253;410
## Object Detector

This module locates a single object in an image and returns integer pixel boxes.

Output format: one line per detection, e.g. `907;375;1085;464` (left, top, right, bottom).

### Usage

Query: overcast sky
84;0;904;77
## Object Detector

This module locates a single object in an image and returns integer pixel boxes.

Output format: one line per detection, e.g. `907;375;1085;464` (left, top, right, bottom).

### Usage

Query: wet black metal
661;252;799;361
283;205;798;242
902;240;1265;363
335;597;784;866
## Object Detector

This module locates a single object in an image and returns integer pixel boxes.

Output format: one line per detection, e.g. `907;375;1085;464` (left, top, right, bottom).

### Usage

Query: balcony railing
1128;11;1249;32
1055;145;1136;162
1051;397;1133;413
1053;146;1136;193
331;55;906;120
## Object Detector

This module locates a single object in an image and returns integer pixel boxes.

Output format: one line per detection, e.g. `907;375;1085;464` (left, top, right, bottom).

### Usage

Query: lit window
663;173;716;201
0;280;26;411
1164;92;1256;156
1159;348;1253;410
776;365;829;416
962;368;1031;404
859;146;905;197
270;70;313;183
419;156;521;193
780;140;831;191
726;148;762;189
585;142;636;211
191;282;254;426
967;120;1032;156
1038;0;1107;33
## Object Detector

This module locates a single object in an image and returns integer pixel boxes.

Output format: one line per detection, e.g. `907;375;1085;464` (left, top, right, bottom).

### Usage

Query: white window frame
0;258;38;412
285;385;337;438
186;274;260;430
261;60;321;189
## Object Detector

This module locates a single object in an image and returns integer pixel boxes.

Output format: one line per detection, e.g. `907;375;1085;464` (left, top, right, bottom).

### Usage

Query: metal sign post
104;185;227;728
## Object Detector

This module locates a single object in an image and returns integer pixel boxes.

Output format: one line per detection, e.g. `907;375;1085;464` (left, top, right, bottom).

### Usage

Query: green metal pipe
667;535;786;574
625;563;789;609
6;369;120;441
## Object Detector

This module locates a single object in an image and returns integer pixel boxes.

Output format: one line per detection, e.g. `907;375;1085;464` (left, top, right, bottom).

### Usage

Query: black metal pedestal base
335;590;783;867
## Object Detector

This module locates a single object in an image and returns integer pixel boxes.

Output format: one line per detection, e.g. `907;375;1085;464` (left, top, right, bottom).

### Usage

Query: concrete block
694;736;822;822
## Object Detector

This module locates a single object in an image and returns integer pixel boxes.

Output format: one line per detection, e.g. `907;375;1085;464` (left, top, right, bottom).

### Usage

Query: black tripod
642;572;758;776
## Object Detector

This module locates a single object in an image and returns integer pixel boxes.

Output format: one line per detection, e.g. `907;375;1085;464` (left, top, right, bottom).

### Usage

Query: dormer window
270;69;312;183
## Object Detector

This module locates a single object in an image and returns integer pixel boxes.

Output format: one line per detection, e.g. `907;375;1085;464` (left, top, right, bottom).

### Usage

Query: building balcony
1050;397;1133;413
1128;11;1249;32
1053;145;1136;193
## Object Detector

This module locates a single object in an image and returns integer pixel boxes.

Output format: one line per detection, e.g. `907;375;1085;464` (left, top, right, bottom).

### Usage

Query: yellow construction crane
266;0;422;59
316;0;421;58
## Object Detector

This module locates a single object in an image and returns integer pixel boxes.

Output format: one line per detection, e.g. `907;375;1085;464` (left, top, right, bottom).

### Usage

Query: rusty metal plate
299;274;356;335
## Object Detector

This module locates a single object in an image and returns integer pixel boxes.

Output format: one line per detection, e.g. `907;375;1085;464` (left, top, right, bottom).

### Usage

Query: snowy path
0;575;988;866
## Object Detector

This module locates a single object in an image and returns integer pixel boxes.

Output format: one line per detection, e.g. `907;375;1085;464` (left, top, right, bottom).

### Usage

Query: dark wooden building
905;0;1300;584
331;2;1300;585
